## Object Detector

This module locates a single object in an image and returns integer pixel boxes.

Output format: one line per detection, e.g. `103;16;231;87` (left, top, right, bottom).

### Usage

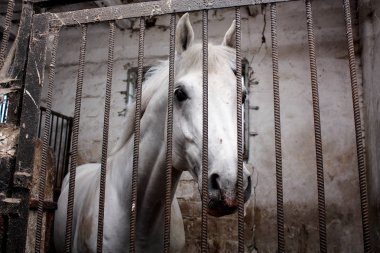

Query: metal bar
235;7;245;253
57;117;64;187
6;13;51;253
129;17;145;253
163;13;176;253
49;114;54;146
38;109;43;137
65;118;73;177
96;21;115;253
65;24;88;253
2;96;8;122
34;29;60;253
270;4;285;252
54;113;60;151
0;0;15;70
61;120;69;184
342;0;372;252
47;0;298;28
0;106;3;122
243;61;250;161
40;106;74;121
201;8;209;253
304;1;327;252
0;14;18;40
32;0;95;8
0;97;5;121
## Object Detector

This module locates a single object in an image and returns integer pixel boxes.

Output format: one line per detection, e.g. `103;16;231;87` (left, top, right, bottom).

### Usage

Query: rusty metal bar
304;1;327;252
235;7;245;253
57;117;64;183
54;115;59;151
342;0;372;252
0;0;15;70
34;29;60;253
129;16;145;253
47;0;297;28
163;13;176;253
65;24;88;253
201;8;209;253
270;3;285;252
96;21;115;253
49;114;54;145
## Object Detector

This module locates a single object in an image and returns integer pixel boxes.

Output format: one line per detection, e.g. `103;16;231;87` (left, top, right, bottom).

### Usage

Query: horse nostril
246;175;252;190
244;175;252;199
209;173;221;191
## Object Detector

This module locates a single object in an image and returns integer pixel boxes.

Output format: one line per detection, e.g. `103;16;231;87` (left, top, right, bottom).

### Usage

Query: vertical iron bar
49;114;54;146
342;0;371;252
305;1;327;252
129;17;145;253
34;29;60;253
57;117;64;187
0;0;15;69
65;24;88;253
62;121;69;182
65;119;73;177
164;13;176;253
0;99;4;122
235;7;244;253
38;109;43;137
3;96;8;122
270;4;285;252
201;9;209;253
96;21;115;253
235;7;245;253
54;114;59;151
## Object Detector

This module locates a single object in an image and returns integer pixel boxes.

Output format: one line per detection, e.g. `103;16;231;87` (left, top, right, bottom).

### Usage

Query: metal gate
0;0;373;252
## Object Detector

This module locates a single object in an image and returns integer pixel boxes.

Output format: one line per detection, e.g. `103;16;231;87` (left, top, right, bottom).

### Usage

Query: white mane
110;43;236;156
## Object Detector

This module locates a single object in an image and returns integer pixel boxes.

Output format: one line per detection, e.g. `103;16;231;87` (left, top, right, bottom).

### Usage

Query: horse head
172;14;252;217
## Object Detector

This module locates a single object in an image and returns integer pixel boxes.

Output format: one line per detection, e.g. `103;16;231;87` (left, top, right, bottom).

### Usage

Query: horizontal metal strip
46;0;298;27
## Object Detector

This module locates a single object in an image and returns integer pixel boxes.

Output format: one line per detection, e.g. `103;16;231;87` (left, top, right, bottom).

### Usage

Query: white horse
54;13;252;253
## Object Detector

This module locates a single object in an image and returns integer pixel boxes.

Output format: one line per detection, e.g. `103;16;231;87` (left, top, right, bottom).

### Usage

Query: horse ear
222;20;236;48
176;13;194;54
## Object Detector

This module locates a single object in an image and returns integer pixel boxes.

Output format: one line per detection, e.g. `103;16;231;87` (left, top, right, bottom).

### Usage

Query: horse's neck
108;103;182;236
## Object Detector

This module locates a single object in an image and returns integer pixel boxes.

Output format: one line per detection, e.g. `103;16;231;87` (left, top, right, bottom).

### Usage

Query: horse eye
175;88;188;102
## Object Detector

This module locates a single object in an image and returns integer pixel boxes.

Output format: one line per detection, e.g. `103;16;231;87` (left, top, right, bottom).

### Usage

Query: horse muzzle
206;175;252;217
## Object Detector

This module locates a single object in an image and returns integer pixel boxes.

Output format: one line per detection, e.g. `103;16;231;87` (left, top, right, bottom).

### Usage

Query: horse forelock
109;43;235;157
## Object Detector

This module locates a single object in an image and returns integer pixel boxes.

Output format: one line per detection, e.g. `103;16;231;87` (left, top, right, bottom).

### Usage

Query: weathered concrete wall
43;0;366;251
359;0;380;251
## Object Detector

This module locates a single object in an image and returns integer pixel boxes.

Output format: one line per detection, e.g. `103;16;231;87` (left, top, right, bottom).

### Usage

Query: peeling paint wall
43;0;367;251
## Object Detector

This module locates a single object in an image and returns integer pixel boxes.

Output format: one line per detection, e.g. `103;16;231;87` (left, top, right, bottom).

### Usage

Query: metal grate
2;0;372;252
38;107;73;193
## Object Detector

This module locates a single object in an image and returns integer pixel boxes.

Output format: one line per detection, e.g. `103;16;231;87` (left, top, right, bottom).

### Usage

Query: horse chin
207;201;238;217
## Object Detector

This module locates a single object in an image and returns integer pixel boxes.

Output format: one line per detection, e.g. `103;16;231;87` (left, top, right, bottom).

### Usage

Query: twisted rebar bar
96;21;115;253
163;13;176;253
270;4;285;253
65;24;88;253
201;8;209;253
0;0;15;70
35;30;60;253
129;16;145;253
342;0;371;252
